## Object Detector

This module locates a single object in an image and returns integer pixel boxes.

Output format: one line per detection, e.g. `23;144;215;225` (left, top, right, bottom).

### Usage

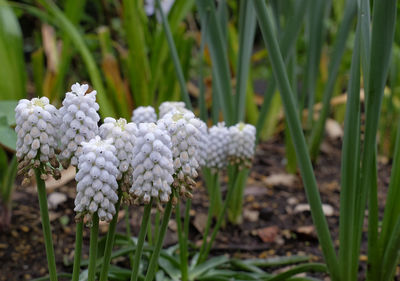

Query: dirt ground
0;135;395;280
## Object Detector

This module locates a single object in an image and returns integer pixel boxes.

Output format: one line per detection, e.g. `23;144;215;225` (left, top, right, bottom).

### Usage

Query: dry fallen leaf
45;166;76;191
257;225;280;243
264;173;297;187
325;119;343;139
243;209;259;222
47;192;67;210
193;213;208;233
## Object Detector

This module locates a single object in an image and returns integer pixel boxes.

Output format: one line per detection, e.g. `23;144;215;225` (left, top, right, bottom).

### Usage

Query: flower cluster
74;136;120;222
130;123;174;204
131;106;157;124
99;118;137;192
158;109;201;197
205;122;230;170
228;123;256;168
15;97;61;181
144;0;175;20
58;83;100;167
159;101;186;118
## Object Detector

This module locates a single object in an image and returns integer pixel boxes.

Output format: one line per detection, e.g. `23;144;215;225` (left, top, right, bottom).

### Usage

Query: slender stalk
130;200;153;281
147;214;153;246
155;0;192;109
182;199;191;276
71;221;83;281
198;177;217;264
124;205;134;267
144;197;173;281
34;168;58;281
88;213;99;281
252;1;340;279
175;196;188;281
99;194;122;281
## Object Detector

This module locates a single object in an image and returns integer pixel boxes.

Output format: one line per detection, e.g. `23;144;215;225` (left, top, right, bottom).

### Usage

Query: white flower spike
158;109;201;197
131;106;157;124
59;83;100;167
158;101;186;118
206;122;230;171
228;123;256;168
74;136;120;222
130;122;174;204
15;97;61;181
100;118;137;192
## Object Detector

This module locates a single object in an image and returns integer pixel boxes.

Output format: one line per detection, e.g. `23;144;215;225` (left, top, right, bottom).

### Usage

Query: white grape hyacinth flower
206;122;230;171
158;101;186;118
59;83;100;168
144;0;175;21
196;120;208;168
99;118;137;191
15;97;61;181
130;122;174;204
158;109;201;197
131;106;157;124
74;136;120;222
228;123;256;168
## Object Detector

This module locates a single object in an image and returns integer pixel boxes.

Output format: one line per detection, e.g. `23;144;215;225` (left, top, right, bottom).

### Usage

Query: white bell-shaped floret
74;136;120;222
58;83;100;167
131;106;157;124
129;123;174;204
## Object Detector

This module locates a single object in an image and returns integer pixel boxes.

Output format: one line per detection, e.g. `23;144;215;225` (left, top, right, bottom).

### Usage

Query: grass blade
235;0;256;123
268;263;328;281
0;0;26;100
338;12;361;281
303;0;330;129
122;0;151;106
255;0;307;142
308;0;357;160
252;1;339;279
37;0;115;117
196;0;234;125
155;0;192;109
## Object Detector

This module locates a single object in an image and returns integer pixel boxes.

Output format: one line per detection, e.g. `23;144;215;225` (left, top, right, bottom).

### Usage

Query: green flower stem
182;198;191;276
124;205;134;267
130;199;153;281
34;168;58;281
71;220;83;281
198;174;218;264
144;197;173;281
88;213;99;281
175;196;187;281
147;215;153;246
99;194;122;281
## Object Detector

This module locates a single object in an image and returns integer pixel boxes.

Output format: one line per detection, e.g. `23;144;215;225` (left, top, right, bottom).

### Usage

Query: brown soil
0;136;394;280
